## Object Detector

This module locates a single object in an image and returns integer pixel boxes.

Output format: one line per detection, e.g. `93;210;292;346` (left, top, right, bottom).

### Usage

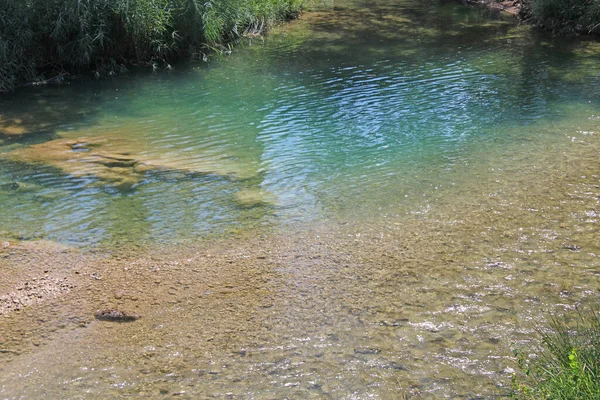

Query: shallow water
0;0;599;398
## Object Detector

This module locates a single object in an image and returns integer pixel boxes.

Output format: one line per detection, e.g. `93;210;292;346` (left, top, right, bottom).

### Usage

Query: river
0;0;599;398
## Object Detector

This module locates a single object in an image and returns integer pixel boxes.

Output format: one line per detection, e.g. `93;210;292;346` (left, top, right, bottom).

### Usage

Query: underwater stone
0;182;20;191
233;189;276;208
94;309;139;322
354;348;381;355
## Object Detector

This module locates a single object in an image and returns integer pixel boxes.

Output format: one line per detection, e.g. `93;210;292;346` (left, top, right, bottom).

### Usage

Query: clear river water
0;0;599;398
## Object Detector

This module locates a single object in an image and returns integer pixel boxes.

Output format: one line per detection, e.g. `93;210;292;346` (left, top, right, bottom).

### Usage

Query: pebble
354;348;381;355
94;309;139;322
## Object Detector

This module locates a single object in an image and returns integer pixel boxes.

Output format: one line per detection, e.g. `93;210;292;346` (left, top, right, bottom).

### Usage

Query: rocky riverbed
1;152;598;397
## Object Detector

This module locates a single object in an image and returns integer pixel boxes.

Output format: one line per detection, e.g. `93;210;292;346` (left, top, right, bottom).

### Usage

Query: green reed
521;0;600;35
512;307;600;399
0;0;303;92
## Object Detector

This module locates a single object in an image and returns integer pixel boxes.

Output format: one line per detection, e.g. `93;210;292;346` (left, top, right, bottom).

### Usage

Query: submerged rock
354;348;381;355
0;182;20;192
94;309;139;322
234;188;276;208
0;182;43;193
5;132;259;187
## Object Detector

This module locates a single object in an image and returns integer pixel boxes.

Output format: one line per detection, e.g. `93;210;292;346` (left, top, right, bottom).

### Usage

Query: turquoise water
1;0;599;246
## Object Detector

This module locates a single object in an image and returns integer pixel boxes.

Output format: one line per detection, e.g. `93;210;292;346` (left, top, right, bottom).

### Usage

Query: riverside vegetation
512;308;600;399
520;0;600;34
0;0;303;92
1;0;599;92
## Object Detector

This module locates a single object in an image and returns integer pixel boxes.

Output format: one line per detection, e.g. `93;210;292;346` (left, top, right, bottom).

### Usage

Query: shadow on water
266;0;600;94
0;85;103;144
274;0;517;65
0;65;206;143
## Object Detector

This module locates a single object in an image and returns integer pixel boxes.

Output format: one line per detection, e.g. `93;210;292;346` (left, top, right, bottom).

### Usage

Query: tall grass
521;0;600;35
0;0;303;92
512;308;600;399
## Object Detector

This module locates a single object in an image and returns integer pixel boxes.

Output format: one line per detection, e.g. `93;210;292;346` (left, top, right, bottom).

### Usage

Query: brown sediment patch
0;114;55;138
304;0;334;11
5;133;255;187
7;136;140;186
295;8;430;43
0;117;27;136
3;113;264;185
276;0;519;65
0;239;72;253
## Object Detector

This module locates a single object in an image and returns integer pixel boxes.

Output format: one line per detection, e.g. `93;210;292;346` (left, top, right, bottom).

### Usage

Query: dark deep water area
0;0;599;398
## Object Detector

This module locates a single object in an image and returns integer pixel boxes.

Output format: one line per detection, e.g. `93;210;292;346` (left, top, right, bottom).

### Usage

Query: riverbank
466;0;600;35
465;0;521;16
0;0;303;93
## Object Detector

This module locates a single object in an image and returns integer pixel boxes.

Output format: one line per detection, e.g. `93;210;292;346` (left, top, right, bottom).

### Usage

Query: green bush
526;0;600;34
512;308;600;399
0;1;37;91
0;0;303;92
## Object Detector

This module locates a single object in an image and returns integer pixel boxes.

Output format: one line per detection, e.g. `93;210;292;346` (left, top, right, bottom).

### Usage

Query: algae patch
5;132;258;187
0;117;26;136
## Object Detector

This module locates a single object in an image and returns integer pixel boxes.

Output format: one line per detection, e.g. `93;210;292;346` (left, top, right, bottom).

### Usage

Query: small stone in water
386;362;407;370
354;348;381;355
94;309;139;322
